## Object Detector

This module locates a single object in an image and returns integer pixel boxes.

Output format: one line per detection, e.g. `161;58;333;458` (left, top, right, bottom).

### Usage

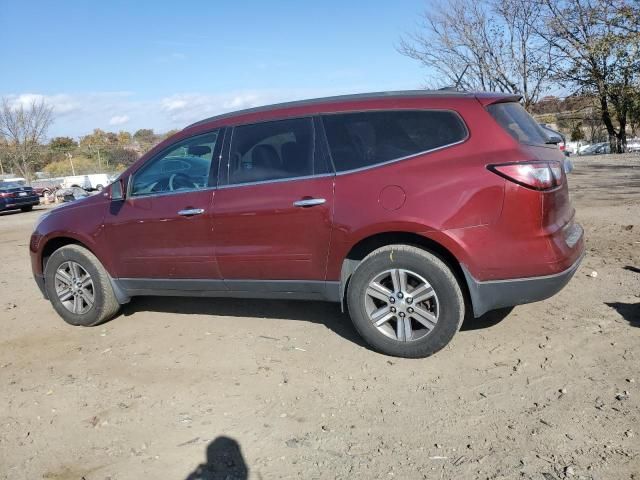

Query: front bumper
462;250;585;317
34;273;48;299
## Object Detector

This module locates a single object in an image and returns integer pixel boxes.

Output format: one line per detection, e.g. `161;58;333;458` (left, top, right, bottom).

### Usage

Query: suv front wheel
44;244;121;326
347;245;465;358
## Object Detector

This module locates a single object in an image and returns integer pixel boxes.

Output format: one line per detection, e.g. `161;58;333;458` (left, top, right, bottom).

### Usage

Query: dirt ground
1;154;639;480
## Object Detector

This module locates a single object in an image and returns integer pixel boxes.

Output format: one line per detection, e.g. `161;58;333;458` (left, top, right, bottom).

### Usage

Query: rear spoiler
475;93;523;107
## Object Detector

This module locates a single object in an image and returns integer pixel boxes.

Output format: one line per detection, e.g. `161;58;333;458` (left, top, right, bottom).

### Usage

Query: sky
0;0;431;138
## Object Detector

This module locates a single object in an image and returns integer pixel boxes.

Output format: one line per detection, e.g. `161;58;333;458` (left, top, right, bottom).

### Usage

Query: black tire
20;206;33;212
96;185;104;191
44;244;121;326
347;245;465;358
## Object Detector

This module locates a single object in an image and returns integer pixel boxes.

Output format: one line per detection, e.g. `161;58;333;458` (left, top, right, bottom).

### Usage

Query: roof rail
185;89;472;128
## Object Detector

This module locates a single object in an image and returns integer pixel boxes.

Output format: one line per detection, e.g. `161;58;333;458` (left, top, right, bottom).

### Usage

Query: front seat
249;144;280;181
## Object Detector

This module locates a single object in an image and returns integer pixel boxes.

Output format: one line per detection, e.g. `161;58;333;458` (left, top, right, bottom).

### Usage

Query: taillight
488;161;564;190
0;192;12;198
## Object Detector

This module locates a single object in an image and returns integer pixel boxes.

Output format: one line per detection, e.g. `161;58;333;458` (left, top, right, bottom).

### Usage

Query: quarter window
227;118;317;185
486;102;548;145
322;110;467;172
131;131;220;196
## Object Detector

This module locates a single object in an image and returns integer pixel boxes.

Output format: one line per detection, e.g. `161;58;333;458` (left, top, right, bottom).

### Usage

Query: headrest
252;144;279;169
188;145;212;156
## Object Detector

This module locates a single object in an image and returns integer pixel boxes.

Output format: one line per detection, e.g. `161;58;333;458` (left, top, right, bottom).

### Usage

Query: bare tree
398;0;554;108
536;0;640;152
0;98;54;181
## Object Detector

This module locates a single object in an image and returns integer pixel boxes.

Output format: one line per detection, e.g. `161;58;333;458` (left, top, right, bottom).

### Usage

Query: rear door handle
178;208;205;216
293;198;326;208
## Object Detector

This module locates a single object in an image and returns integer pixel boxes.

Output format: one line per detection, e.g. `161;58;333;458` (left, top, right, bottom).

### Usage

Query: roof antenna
438;65;469;92
454;65;469;90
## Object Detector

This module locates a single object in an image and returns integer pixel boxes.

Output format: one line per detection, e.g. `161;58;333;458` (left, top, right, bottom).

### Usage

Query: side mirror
110;178;126;201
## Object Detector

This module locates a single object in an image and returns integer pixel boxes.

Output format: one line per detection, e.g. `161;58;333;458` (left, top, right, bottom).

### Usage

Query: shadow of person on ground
606;302;640;327
184;436;248;480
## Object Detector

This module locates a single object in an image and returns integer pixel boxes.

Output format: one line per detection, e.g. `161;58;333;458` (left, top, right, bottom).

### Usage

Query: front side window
131;131;220;196
227;118;316;185
322;110;467;172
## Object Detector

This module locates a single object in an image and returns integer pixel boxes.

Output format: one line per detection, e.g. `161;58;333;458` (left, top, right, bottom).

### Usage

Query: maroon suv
30;91;584;358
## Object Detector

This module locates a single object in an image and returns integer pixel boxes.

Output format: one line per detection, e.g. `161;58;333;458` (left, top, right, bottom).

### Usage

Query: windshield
487;102;549;146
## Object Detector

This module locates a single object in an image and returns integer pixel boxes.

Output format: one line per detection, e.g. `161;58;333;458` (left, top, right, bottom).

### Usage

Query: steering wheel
168;173;196;191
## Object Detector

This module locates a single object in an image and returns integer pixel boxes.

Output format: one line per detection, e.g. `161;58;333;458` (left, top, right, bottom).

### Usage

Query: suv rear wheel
44;244;121;326
347;245;464;358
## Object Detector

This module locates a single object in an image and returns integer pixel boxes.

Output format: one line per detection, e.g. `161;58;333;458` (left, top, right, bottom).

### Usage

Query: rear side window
322;110;467;172
228;117;323;185
487;102;548;145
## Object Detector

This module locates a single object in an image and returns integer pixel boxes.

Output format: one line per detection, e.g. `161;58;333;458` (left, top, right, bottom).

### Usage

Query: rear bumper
462;249;585;317
0;197;40;210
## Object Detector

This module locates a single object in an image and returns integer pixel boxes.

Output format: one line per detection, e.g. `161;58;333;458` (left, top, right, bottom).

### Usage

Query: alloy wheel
54;261;95;315
364;268;439;342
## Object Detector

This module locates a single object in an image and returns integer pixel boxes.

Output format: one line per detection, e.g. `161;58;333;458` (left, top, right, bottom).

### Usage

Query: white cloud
160;97;189;112
223;93;261;109
1;87;367;138
157;90;304;125
7;93;80;115
109;115;130;126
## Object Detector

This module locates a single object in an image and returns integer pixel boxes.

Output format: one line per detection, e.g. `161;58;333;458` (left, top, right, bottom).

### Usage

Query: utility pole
66;152;75;176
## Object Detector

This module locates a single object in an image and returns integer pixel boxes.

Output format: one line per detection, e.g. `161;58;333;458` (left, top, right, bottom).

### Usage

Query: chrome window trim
334;137;468;176
217;172;334;190
125;184;219;201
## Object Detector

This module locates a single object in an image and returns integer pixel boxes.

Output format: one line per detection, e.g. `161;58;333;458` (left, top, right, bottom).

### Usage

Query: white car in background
86;173;111;191
61;175;91;190
61;174;112;191
627;140;640;152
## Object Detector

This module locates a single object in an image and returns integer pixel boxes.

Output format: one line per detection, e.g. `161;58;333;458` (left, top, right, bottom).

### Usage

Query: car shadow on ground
184;436;248;480
120;296;513;346
606;302;640;327
121;296;368;347
460;307;514;331
0;209;23;217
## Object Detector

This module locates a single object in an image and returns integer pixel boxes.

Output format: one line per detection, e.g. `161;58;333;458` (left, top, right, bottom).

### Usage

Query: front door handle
178;208;205;216
293;198;326;208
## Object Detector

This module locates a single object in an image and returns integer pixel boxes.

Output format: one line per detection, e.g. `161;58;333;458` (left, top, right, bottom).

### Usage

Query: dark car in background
0;182;40;212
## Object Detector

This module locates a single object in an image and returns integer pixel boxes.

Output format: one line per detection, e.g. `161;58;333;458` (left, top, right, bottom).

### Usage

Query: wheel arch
339;231;471;313
40;235;95;272
39;234;130;304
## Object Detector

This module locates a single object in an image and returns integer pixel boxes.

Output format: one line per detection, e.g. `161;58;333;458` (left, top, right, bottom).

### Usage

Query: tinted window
227;118;317;185
487;102;548;145
131;131;219;196
322;110;467;172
